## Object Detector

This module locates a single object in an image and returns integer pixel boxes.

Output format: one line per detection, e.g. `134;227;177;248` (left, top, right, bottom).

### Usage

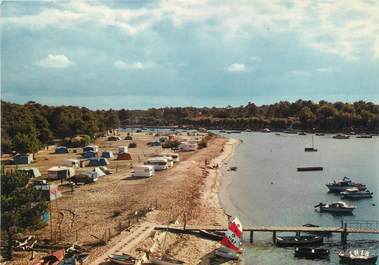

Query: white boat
315;201;356;213
339;250;378;264
214;217;242;260
341;187;373;199
326;177;366;192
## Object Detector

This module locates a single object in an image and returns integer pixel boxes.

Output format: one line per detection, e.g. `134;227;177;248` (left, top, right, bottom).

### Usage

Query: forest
1;100;378;154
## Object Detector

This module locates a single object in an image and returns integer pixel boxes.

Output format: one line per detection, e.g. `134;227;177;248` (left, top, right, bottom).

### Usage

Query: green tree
1;170;48;260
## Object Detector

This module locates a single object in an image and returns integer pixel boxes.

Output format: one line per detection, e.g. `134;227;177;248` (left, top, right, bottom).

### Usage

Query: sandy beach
4;133;240;265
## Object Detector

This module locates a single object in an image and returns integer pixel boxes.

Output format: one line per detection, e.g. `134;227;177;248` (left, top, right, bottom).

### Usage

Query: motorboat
333;134;350;139
294;247;330;259
341;187;373;199
356;135;373;138
339;250;378;264
326;177;366;192
315;201;356;214
276;235;323;247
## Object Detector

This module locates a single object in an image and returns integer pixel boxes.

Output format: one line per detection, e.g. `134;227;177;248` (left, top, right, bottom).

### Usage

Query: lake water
218;131;379;264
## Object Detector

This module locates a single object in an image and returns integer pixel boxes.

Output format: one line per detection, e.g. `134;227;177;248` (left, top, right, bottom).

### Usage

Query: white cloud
227;63;247;72
3;1;379;59
35;54;74;69
114;60;155;70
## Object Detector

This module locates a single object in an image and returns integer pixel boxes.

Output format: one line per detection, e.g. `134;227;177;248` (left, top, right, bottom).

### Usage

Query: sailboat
305;132;317;152
214;217;243;260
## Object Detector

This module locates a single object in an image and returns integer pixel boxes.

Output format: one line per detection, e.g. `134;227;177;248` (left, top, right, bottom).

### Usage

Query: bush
128;142;137;148
162;140;180;149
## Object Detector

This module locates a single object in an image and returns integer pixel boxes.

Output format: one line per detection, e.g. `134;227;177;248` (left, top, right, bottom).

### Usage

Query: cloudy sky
1;0;379;109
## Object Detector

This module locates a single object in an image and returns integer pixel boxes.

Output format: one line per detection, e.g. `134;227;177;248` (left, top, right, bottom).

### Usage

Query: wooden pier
155;220;379;245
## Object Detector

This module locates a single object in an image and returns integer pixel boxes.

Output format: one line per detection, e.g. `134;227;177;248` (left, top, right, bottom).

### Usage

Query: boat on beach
326;177;366;192
339;250;378;264
108;254;136;265
276;235;323;247
32;249;65;265
341;187;373;199
294;247;330;259
314;201;356;214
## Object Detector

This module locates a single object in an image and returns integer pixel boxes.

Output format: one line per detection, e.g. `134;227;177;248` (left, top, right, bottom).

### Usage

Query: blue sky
1;0;379;109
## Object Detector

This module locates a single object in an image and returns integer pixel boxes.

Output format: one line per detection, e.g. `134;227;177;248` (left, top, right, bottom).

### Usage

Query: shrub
162;140;180;149
128;142;137;148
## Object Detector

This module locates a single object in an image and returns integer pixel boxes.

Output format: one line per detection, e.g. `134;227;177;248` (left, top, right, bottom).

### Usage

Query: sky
1;0;379;110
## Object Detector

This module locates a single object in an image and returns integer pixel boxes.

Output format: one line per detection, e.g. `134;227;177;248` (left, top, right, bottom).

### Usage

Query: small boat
341;188;373;199
304;147;317;152
276;235;323;247
149;254;184;265
294;247;330;259
326;177;366;192
214;217;242;260
315;133;325;136
297;167;323;171
356;135;373;138
315;201;356;214
298;132;307;135
199;230;224;241
108;254;136;265
262;128;271;133
58;253;89;265
339;250;378;264
214;247;239;260
228;166;237;171
333;134;350;139
302;224;332;237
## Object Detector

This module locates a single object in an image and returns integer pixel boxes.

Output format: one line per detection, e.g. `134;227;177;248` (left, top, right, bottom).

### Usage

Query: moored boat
339;250;378;264
326;177;366;192
58;253;89;265
315;201;356;214
108;254;136;265
276;235;323;247
333;134;350;139
214;247;239;260
341;188;373;199
32;249;65;265
294;247;330;259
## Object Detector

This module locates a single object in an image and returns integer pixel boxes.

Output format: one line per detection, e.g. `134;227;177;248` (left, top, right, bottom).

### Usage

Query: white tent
48;166;75;180
17;167;41;178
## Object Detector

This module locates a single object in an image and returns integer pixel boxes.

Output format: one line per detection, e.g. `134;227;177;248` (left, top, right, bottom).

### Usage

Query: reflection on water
219;132;379;264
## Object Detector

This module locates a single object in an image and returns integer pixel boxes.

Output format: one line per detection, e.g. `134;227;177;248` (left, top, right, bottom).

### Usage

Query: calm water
218;132;379;264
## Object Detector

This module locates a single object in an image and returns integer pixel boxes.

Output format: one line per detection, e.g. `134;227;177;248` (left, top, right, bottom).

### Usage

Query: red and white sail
220;217;243;253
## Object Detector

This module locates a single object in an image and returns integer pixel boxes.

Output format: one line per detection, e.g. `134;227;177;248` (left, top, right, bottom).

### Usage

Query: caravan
144;158;169;171
132;165;155;178
48;166;75;180
153;156;174;167
162;153;180;163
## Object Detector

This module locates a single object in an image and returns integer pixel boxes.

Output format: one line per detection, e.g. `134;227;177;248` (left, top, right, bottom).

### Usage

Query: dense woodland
1;100;378;154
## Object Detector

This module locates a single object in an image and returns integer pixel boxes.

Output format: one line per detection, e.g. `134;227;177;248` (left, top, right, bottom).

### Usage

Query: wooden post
341;223;348;245
250;231;254;243
272;231;276;244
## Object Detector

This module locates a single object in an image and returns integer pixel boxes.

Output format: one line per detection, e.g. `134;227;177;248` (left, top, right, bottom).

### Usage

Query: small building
118;146;128;154
83;145;99;153
117;152;132;160
55;146;69;154
13;153;33;165
83;150;97;159
34;182;62;201
132;165;155;178
17;167;41;178
101;151;114;158
88;157;109;167
63;159;80;168
48;166;75;180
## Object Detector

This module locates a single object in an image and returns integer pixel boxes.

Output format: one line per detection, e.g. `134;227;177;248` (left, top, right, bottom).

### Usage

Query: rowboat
108;254;136;265
214;217;242;260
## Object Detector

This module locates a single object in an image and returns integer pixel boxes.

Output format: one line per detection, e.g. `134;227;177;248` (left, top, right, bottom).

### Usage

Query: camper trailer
48;166;75;180
63;159;80;168
179;142;198;152
162;153;180;163
144;158;169;171
132;165;155;178
154;156;174;167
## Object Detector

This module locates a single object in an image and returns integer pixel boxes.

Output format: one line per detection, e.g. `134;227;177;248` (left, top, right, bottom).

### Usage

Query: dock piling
250;231;254;243
272;231;276;244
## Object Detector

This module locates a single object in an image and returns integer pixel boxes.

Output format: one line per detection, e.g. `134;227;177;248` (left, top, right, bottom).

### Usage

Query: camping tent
118;146;128;154
88;158;109;167
63;159;80;167
17;167;41;178
91;167;106;177
55;146;68;154
13;153;33;165
48;166;75;180
101;151;114;158
117;153;132;160
83;150;97;158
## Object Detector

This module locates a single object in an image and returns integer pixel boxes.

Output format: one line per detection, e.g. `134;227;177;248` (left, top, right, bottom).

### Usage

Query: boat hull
341;193;373;199
339;254;378;264
294;247;329;259
214;247;239;260
150;258;184;265
276;236;323;247
319;207;354;213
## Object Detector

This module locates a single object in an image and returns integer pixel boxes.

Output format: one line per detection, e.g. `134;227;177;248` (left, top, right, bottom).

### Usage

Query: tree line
1;100;378;154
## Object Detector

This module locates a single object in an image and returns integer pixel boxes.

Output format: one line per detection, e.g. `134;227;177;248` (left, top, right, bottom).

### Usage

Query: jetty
155;220;379;244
